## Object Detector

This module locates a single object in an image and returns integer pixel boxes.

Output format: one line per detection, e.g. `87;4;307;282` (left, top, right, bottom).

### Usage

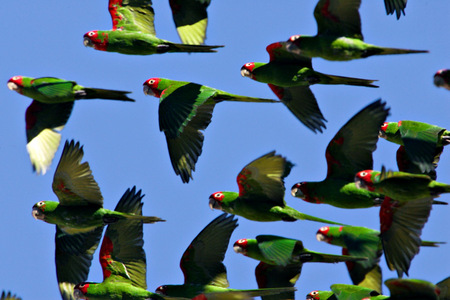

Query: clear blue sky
1;1;449;299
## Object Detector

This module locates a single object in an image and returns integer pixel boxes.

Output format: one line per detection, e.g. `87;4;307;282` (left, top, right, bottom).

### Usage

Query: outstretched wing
325;99;389;181
25;100;74;175
255;235;298;266
266;41;312;65
52;140;103;207
159;83;217;183
255;262;301;300
55;226;103;300
237;152;293;206
101;187;148;289
385;278;439;299
314;0;363;39
180;214;238;287
109;0;156;35
31;77;77;100
384;0;407;19
169;0;210;45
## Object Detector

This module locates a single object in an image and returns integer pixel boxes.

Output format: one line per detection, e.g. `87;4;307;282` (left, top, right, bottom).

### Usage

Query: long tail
323;74;378;88
162;42;224;53
420;240;446;247
220;93;280;103
283;206;347;226
81;87;134;101
302;251;367;263
363;47;428;58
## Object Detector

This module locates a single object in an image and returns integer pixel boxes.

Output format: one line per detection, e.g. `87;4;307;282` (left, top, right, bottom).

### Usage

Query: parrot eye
359;171;367;177
37;201;45;207
12;76;20;81
289;35;301;41
311;291;318;295
245;63;252;67
215;193;222;198
319;226;328;233
148;79;155;85
156;286;167;295
88;31;95;37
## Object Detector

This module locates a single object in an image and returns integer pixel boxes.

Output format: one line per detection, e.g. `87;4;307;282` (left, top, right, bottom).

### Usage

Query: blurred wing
268;84;326;133
384;0;407;19
0;291;22;300
31;78;76;99
159;83;217;183
169;0;210;44
181;214;238;287
380;197;433;277
326;99;389;180
436;276;450;300
342;229;381;270
101;187;147;289
237;152;293;205
266;42;312;65
314;0;363;39
255;235;298;266
25;100;73;175
396;145;441;180
255;262;301;300
109;0;156;35
349;264;382;294
52;140;103;206
55;226;103;300
330;284;380;300
385;278;439;299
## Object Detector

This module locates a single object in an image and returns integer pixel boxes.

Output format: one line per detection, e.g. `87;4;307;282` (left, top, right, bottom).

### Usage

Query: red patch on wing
398;120;402;127
25;101;42;130
268;83;284;100
379;197;398;233
321;0;339;22
396;146;409;172
100;236;114;279
255;262;269;288
237;167;252;196
109;0;124;30
266;42;282;61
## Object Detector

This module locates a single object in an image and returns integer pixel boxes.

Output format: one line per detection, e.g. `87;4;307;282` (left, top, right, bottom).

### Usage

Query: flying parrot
254;262;302;300
240;41;377;133
384;0;407;19
290;99;389;209
6;75;134;175
316;225;444;293
0;291;21;300
285;0;427;61
142;77;281;183
73;182;166;300
306;290;335;300
434;69;450;90
169;0;211;45
32;140;164;300
83;0;222;55
379;120;449;174
154;214;295;298
208;151;345;225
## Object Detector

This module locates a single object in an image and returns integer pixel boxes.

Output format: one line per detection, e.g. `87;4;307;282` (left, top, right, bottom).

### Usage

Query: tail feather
325;74;378;88
420;240;446;247
364;47;428;58
162;43;224;53
81;87;134;101
221;94;279;103
283;206;346;225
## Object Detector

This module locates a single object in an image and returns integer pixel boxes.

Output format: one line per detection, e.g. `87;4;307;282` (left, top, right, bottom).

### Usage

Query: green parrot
285;0;427;61
73;181;165;300
142;77;280;183
154;214;295;298
290;99;389;209
434;69;450;90
0;291;21;300
7;75;134;175
169;0;211;45
32;140;164;300
316;225;444;293
255;262;302;300
208;151;345;225
306;290;336;300
384;0;407;19
240;41;377;133
379;120;449;174
83;0;222;55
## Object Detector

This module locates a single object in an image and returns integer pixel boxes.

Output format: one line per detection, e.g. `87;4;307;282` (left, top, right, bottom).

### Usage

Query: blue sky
1;1;449;299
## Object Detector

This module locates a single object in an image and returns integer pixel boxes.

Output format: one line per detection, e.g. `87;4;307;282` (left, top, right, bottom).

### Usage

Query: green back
110;0;156;35
255;235;298;266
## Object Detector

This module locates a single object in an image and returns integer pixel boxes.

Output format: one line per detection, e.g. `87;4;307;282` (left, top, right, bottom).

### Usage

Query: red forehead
84;30;99;38
380;122;388;132
242;62;255;71
74;283;89;294
210;191;224;201
8;76;23;85
357;170;373;181
234;238;248;247
144;78;161;88
317;226;329;235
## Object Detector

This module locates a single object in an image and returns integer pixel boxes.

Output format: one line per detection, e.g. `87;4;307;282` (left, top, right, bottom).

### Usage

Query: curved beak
208;198;221;211
143;85;154;96
83;37;93;47
233;244;245;254
32;206;44;220
240;66;251;78
378;130;386;139
7;82;18;91
316;233;327;242
354;176;367;190
291;184;303;198
73;289;84;300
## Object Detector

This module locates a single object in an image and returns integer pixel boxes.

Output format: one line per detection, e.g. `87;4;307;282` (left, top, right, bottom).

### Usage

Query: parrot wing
55;226;104;300
0;291;22;300
25;100;74;175
330;284;380;300
266;41;312;66
180;214;238;287
436;276;450;300
384;0;407;19
255;262;301;300
314;0;363;40
159;83;217;183
341;228;381;269
109;0;156;35
31;77;77;99
100;187;148;289
385;278;439;299
237;152;293;206
52;140;103;207
395;145;440;180
268;84;326;133
399;121;445;173
325;99;389;181
255;235;298;266
169;0;210;45
380;197;434;277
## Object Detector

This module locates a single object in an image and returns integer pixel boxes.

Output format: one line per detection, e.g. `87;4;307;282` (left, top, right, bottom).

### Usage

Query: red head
240;62;255;79
354;170;375;191
73;282;90;299
143;78;162;97
155;285;168;295
208;192;224;210
7;76;24;93
291;182;311;201
233;238;248;255
83;30;108;51
316;226;332;243
306;290;321;300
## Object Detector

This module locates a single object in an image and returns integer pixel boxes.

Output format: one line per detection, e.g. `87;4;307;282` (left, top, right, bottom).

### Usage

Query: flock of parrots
4;0;450;300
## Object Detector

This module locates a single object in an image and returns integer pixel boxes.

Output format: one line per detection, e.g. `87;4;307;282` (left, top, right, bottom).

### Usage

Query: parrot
254;262;302;300
379;120;450;174
208;151;345;225
316;225;444;293
0;292;21;300
285;0;427;61
384;0;407;19
290;99;389;209
154;214;295;298
83;0;222;55
233;235;367;266
73;181;165;300
306;290;336;300
434;69;450;90
169;0;211;45
142;77;281;183
6;75;134;175
240;41;377;133
31;140;164;300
